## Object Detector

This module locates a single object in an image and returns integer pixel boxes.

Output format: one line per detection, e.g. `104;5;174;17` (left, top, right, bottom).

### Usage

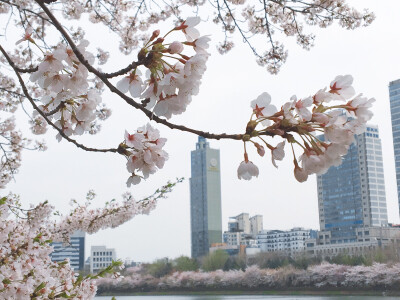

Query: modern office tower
250;215;263;236
389;79;400;214
190;136;222;258
51;230;85;271
317;124;388;245
90;245;116;273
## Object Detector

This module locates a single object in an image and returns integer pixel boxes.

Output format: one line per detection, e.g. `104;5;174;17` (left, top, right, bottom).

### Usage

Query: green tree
223;255;246;271
201;250;229;271
173;256;199;272
146;258;173;278
250;252;289;269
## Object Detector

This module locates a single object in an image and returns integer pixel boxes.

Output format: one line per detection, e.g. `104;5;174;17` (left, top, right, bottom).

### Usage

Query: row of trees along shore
96;249;400;293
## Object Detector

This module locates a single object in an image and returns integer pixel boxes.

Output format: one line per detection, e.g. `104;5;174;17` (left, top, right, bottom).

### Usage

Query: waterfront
95;296;398;300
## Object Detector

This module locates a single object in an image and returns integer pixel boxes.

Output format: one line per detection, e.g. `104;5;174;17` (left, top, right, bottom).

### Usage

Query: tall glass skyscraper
190;137;222;258
389;79;400;215
317;125;388;245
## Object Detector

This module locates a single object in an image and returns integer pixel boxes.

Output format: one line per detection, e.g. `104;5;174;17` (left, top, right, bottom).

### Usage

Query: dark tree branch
34;0;247;141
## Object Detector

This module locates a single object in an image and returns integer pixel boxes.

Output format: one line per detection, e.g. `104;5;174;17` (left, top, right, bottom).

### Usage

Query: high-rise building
389;79;400;215
51;230;85;271
190;136;222;258
90;245;116;273
317;124;388;245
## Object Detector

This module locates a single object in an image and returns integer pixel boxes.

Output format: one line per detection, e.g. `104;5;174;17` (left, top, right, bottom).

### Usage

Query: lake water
95;295;398;300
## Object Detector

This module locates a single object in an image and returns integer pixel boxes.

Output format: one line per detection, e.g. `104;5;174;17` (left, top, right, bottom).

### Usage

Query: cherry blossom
250;92;277;126
15;27;34;45
329;75;355;100
178;17;201;41
117;70;144;98
237;156;259;180
270;141;285;168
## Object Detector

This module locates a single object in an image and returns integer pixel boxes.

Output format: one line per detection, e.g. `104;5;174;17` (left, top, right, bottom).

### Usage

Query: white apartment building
257;227;316;254
90;245;117;273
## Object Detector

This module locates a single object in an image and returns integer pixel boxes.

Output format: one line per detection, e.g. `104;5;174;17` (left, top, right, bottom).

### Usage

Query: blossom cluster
0;0;374;75
0;118;26;189
0;196;97;299
116;17;210;119
53;191;159;242
29;40;111;139
0;186;168;299
122;123;168;187
238;75;375;182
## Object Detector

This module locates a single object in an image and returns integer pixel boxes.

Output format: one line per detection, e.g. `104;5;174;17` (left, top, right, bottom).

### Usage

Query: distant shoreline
97;289;399;297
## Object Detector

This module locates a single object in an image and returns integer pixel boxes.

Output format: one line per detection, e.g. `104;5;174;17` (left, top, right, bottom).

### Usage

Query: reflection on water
95;295;398;300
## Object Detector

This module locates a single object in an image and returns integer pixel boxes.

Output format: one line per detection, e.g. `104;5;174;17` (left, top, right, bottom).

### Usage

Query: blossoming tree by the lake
0;0;376;298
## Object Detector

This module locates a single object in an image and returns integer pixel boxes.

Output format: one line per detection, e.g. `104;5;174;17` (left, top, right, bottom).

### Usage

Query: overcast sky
5;0;400;262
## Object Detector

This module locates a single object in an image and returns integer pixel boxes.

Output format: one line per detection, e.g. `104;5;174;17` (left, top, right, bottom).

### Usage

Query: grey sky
5;0;400;262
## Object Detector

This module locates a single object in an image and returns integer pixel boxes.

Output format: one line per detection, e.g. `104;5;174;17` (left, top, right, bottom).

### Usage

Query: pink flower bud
150;30;160;41
294;165;308;182
254;143;265;157
169;41;184;54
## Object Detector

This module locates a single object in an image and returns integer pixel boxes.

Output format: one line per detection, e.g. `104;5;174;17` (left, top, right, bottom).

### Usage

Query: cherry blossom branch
221;0;262;59
14;65;39;73
43;102;64;116
0;44;119;154
101;61;144;78
33;0;247;141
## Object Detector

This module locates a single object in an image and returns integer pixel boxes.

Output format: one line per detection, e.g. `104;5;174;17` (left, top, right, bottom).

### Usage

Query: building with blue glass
317;125;388;245
190;136;222;258
51;230;85;271
389;79;400;216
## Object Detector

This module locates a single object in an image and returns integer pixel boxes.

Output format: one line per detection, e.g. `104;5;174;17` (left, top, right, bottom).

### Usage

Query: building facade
50;230;85;271
190;136;222;258
90;245;116;273
306;225;400;258
317;124;388;245
234;213;250;234
257;227;316;254
250;215;263;236
389;79;400;215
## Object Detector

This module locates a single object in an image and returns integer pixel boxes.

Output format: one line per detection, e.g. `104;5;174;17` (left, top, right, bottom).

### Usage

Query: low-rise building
307;225;400;258
223;213;264;248
257;227;317;255
90;245;116;273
